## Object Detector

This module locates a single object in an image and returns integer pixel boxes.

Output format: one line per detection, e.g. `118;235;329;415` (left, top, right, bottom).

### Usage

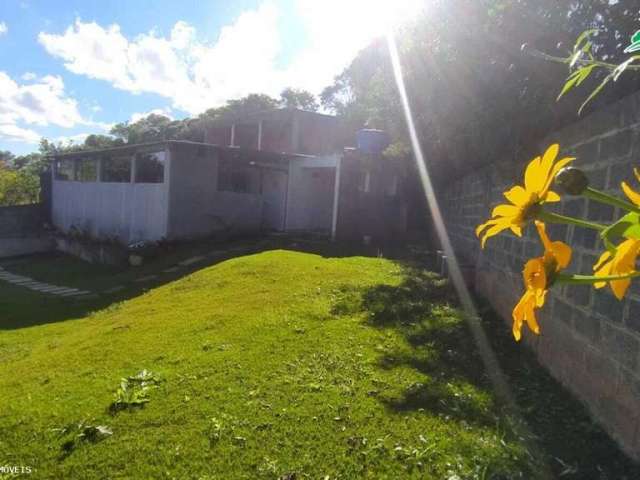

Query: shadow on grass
332;264;640;478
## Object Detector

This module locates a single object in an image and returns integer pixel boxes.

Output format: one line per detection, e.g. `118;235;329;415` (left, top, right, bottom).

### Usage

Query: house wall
167;143;263;239
334;153;408;243
51;147;170;243
285;157;337;232
441;91;640;459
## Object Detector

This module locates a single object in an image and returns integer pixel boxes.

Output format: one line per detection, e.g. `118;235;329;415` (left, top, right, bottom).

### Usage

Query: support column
257;120;263;151
230;124;236;147
331;156;342;241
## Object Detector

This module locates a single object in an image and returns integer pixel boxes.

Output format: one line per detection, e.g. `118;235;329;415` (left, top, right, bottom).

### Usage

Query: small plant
127;240;161;258
53;420;112;456
109;369;162;413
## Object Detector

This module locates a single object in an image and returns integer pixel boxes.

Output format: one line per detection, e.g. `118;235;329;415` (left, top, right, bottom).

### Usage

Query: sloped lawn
0;250;637;479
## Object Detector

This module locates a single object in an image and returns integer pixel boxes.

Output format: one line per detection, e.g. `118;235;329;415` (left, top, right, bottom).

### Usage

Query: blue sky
0;0;421;155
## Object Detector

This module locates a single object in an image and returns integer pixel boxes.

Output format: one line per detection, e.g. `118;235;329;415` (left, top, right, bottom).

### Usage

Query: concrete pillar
230;124;236;147
331;157;342;241
290;115;300;153
257;120;263;151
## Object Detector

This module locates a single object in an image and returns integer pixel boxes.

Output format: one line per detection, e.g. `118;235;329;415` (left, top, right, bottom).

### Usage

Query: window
77;158;98;182
102;155;132;183
217;159;257;194
135;152;165;183
54;159;75;181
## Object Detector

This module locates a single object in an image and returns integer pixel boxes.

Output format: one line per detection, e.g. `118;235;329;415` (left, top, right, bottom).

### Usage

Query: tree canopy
320;0;640;179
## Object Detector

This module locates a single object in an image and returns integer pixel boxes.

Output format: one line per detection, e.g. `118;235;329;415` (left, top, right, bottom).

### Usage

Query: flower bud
555;167;589;195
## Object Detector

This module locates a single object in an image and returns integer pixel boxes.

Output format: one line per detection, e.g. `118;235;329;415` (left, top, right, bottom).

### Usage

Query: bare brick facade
442;91;640;459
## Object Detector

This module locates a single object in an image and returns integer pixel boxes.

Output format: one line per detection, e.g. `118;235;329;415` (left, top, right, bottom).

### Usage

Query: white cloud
21;72;37;81
38;1;422;115
130;108;173;123
0;72;83;128
0;22;7;36
0;72;91;145
0;124;40;144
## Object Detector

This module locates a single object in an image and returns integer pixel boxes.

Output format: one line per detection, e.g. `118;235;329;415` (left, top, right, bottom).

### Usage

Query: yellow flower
621;167;640;206
512;221;572;341
593;239;640;300
476;144;574;248
592;167;640;300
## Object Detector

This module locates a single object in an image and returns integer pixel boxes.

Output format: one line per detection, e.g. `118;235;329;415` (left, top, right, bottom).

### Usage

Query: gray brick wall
0;204;46;238
441;91;640;459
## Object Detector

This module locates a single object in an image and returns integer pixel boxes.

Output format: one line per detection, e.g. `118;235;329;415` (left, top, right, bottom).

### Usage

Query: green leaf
624;30;640;53
557;65;595;101
613;56;640;81
578;73;613;115
573;29;599;53
601;212;640;242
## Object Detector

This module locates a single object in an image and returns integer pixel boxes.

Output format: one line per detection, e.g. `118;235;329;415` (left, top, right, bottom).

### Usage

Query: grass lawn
0;249;638;479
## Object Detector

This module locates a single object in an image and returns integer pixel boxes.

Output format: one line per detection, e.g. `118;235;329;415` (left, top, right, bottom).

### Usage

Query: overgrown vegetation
0;250;637;478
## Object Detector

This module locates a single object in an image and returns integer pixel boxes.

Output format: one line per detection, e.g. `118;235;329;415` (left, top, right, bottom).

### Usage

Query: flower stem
556;272;640;285
537;210;606;231
583;187;640;213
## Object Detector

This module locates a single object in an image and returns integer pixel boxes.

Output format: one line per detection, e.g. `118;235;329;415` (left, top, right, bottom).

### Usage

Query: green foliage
279;87;319;111
110;370;163;412
549;27;640;114
624;29;640;53
601;211;640;244
0;166;39;206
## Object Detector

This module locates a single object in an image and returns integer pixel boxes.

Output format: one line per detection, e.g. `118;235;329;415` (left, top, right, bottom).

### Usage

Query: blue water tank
356;129;390;154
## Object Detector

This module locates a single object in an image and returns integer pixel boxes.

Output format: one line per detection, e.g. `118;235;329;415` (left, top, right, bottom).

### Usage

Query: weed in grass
109;369;162;413
53;420;112;457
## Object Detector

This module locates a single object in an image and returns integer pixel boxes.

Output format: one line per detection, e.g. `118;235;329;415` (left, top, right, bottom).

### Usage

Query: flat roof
206;108;338;127
49;140;318;161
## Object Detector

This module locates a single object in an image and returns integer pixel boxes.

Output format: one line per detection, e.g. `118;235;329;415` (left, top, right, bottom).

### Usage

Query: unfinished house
49;109;408;249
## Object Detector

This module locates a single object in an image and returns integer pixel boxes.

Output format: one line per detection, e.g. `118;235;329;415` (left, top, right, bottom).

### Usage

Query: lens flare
385;31;553;476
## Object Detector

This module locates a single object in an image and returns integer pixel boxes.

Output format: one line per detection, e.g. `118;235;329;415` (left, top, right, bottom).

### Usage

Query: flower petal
510;225;523;237
475;219;497;237
610;278;631;300
593;250;613;271
550;241;572;270
535;221;553;251
537;144;559;188
545;190;561;202
512;292;531;341
491;204;519;218
503;185;528;205
622;181;640;206
524;299;541;335
480;221;510;248
524;155;544;193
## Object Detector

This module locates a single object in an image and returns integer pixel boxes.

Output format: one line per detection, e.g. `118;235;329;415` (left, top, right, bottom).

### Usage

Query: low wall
55;236;128;266
441;91;640;459
0;204;53;258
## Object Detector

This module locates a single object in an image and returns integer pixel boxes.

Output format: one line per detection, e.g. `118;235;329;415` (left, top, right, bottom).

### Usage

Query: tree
279;88;319;111
320;0;640;181
0;158;40;206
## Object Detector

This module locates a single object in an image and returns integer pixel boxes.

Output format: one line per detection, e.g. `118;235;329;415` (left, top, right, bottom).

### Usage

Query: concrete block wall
441;91;640;459
0;204;53;257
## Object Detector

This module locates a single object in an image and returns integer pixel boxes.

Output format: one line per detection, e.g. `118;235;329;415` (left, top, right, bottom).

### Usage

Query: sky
0;0;422;155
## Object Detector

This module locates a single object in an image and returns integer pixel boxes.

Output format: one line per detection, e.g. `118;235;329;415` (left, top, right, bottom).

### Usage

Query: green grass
0;250;637;479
